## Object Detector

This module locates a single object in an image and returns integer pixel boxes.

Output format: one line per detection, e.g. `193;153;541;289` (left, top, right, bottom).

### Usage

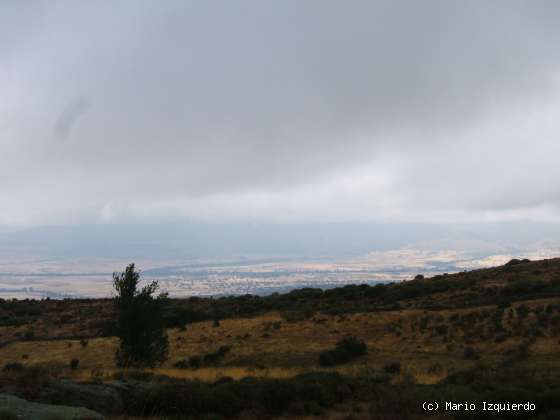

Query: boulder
37;379;125;415
0;394;104;419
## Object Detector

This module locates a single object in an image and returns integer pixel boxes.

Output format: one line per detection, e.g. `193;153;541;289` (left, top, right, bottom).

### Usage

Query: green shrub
189;355;202;368
517;304;530;318
319;348;352;366
434;324;448;335
112;369;155;381
384;362;401;374
173;349;228;369
3;362;24;372
502;279;547;297
173;359;189;369
364;283;387;298
128;372;353;418
218;345;231;355
463;346;480;360
319;336;366;366
203;352;220;364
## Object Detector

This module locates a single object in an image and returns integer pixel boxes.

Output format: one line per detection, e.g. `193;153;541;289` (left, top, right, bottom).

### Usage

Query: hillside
1;258;560;419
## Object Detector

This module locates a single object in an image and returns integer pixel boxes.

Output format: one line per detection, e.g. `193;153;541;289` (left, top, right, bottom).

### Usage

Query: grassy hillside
1;258;560;419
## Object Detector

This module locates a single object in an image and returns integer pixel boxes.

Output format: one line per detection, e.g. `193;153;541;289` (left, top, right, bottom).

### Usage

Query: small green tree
113;263;169;367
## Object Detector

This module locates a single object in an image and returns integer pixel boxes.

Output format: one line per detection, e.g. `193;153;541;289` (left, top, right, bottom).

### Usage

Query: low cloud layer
2;1;560;228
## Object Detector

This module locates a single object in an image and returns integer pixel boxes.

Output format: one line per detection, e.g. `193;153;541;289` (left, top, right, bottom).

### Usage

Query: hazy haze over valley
2;222;560;298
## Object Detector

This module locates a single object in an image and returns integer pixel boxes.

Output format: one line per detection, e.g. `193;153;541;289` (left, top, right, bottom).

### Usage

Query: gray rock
39;379;124;415
0;394;104;419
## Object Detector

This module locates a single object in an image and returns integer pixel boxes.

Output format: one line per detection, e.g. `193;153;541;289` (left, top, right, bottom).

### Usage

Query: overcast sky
2;1;560;229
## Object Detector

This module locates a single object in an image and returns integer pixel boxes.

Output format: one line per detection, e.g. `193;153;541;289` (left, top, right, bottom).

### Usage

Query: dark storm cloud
2;0;560;226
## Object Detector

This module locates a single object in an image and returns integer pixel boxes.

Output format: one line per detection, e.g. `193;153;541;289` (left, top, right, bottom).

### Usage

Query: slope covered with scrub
0;258;559;419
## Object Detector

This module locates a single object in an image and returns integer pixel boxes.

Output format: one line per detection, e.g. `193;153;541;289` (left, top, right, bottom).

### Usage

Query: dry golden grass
3;299;558;386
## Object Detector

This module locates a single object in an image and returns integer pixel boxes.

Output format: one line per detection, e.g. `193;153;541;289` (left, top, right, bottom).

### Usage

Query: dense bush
112;369;156;382
2;362;24;372
463;346;480;360
173;346;231;369
505;258;531;267
502;279;548;297
128;372;353;418
22;329;35;340
384;362;401;374
119;364;560;419
319;336;367;366
434;324;448;335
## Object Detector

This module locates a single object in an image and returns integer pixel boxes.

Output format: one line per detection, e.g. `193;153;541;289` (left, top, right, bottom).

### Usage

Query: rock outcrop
0;394;104;419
